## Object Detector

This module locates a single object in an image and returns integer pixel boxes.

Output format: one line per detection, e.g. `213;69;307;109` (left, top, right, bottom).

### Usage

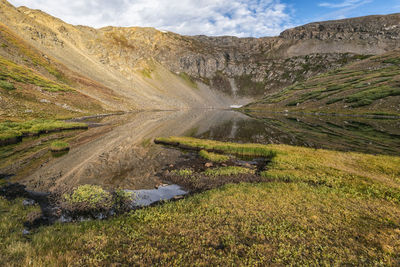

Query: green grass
0;24;69;84
0;56;72;92
50;141;70;152
0;80;15;91
383;57;400;64
63;185;112;209
179;72;198;89
156;136;277;158
140;68;152;79
0;119;88;142
199;150;229;163
172;169;193;177
344;85;400;107
249;51;400;114
1;139;400;265
204;166;254;177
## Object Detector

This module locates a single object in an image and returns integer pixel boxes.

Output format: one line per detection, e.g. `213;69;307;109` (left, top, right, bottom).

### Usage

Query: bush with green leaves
0;80;15;91
62;185;113;212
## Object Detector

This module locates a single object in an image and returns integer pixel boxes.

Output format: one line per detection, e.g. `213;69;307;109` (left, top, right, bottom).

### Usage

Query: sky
8;0;400;37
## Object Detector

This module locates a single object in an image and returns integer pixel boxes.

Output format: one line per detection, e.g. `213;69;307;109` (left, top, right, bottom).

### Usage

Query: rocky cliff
0;0;399;113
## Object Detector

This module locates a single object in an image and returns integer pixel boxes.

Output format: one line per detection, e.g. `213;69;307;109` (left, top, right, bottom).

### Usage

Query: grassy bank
0;119;88;145
199;150;229;163
1;138;400;265
155;136;276;158
50;141;70;152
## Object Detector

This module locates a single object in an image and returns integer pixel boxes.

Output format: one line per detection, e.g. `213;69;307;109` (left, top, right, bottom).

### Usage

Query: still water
14;110;400;192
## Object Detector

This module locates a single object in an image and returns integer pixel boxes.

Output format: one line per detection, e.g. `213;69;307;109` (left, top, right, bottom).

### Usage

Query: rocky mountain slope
0;0;400;116
246;51;400;116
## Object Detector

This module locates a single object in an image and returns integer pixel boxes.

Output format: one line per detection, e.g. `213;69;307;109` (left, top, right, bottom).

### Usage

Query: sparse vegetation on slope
248;51;400;115
0;23;68;83
0;56;72;92
0;24;108;120
0;79;15;91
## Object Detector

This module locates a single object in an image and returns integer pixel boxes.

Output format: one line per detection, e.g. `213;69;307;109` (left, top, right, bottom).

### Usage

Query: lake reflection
17;110;400;191
184;111;400;156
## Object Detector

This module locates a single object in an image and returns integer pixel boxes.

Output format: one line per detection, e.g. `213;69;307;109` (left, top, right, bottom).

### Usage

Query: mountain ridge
1;0;400;117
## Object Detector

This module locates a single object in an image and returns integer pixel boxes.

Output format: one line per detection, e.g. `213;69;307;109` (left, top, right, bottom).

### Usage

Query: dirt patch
158;150;270;192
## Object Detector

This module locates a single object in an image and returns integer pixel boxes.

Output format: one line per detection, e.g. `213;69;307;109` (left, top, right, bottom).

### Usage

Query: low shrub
62;185;113;212
0;80;15;91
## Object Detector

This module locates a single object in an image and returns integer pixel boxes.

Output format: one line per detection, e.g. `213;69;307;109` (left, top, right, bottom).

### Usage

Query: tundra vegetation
0;120;88;144
1;137;400;265
50;141;70;152
198;149;229;163
248;52;400;116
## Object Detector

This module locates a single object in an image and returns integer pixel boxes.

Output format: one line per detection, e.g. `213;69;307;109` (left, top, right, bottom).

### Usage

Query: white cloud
316;0;373;20
8;0;292;37
319;0;368;8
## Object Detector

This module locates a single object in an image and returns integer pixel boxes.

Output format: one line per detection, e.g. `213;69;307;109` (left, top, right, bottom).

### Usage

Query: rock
155;183;169;189
40;99;50;103
22;199;36;206
205;162;213;168
95;213;106;220
22;229;30;235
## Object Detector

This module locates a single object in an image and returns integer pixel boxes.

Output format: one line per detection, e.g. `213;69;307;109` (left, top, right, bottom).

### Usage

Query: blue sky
8;0;400;37
287;0;400;25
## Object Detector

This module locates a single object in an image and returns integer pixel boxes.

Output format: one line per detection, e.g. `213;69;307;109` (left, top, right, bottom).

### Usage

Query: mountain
246;51;400;116
0;0;399;118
